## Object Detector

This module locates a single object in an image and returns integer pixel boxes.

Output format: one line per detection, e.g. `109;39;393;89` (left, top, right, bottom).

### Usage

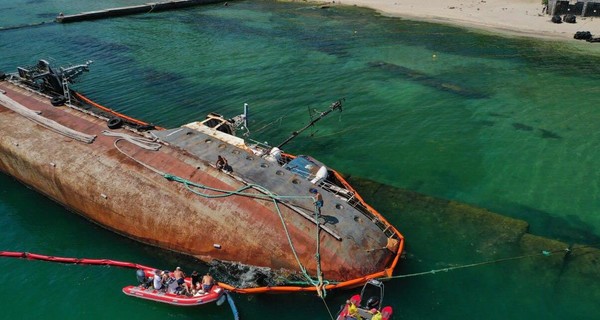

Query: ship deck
0;78;404;291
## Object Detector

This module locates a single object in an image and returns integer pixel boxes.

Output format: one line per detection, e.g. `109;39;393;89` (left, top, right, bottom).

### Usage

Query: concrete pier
55;0;224;23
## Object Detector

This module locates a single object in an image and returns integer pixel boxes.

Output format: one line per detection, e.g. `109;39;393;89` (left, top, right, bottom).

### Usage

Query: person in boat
161;270;170;285
177;282;191;296
201;273;215;293
153;269;163;291
173;267;186;286
173;266;191;296
166;276;179;294
190;270;200;294
370;308;382;320
311;188;323;215
162;270;178;293
345;300;362;320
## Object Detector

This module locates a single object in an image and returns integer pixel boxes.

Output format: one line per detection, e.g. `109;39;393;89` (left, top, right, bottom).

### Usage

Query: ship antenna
243;103;249;130
276;98;344;149
231;103;250;136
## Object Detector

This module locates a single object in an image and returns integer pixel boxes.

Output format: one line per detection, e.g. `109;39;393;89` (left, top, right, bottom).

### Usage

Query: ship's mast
276;99;344;149
59;60;93;103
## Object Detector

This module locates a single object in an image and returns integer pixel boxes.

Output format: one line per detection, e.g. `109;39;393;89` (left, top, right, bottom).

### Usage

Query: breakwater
55;0;225;23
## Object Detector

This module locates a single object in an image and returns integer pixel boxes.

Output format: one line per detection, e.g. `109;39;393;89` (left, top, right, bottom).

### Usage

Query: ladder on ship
62;77;71;103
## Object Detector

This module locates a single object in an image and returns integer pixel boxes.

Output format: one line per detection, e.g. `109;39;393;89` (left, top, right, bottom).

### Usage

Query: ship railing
348;197;397;239
319;180;355;200
245;139;289;166
274;153;400;240
245;138;272;152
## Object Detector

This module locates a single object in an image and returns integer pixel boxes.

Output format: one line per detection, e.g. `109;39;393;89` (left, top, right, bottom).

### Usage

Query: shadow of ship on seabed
368;61;488;99
344;176;600;302
203;175;600;300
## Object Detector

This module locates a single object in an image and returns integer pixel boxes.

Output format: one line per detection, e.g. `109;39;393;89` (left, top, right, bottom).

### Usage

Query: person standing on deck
311;188;323;215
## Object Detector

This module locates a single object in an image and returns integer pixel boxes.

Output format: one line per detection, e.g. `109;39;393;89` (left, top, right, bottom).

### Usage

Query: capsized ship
0;60;404;293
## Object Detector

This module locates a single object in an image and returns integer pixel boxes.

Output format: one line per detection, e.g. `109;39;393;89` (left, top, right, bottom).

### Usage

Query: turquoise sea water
1;0;600;319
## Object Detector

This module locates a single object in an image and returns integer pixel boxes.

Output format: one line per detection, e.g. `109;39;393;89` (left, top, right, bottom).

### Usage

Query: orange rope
73;91;165;130
218;272;382;294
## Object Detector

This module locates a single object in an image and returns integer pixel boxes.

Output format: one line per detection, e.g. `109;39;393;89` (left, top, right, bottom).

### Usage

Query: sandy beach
323;0;600;40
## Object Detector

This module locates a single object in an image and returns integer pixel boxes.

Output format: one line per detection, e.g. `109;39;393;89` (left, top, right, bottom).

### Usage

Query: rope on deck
164;173;328;295
102;130;161;151
101;133;327;295
0;92;96;143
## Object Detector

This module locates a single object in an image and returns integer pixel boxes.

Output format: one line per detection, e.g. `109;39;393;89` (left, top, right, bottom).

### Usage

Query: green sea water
1;0;600;319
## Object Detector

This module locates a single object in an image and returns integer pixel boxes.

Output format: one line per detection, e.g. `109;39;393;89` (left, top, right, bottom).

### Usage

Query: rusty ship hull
0;66;403;291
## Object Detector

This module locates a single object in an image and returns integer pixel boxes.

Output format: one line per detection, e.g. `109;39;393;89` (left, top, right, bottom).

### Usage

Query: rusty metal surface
0;81;394;282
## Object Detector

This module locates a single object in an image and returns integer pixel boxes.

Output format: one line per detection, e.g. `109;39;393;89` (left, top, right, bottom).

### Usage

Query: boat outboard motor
365;296;380;310
136;269;149;287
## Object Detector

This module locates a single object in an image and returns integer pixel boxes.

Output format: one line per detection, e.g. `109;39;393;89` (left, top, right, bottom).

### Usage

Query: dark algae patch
512;122;534;131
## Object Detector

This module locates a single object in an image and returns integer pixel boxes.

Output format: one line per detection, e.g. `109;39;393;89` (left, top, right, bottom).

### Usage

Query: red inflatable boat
122;269;226;306
336;279;393;320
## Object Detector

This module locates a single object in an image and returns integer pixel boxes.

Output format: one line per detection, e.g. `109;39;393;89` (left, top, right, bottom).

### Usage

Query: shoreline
312;0;600;41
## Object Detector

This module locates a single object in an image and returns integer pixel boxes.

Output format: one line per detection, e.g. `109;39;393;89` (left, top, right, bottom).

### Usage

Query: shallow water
1;0;600;319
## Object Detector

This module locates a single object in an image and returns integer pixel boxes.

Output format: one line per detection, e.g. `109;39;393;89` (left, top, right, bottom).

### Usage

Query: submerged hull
0;77;403;290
